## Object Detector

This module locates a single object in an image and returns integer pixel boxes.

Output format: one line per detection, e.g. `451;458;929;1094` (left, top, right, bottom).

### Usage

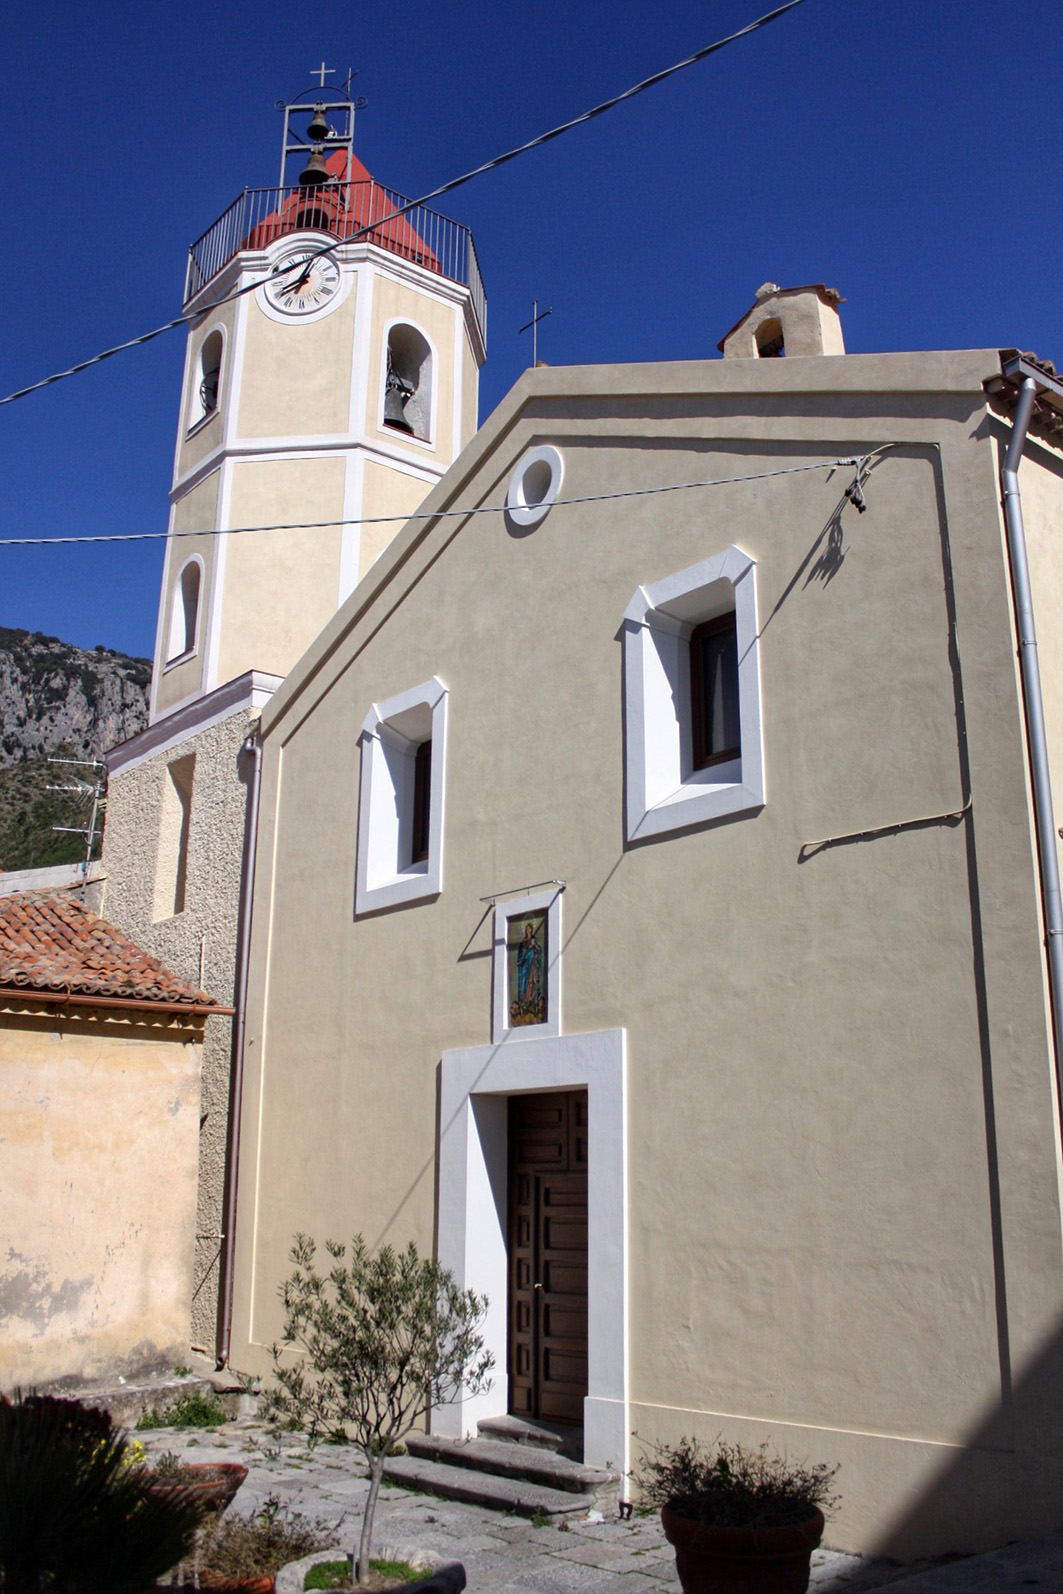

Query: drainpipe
217;726;263;1367
1000;358;1063;1108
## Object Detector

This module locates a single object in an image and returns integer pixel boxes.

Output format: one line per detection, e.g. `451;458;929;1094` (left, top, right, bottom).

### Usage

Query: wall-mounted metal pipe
216;728;264;1368
1000;372;1063;1106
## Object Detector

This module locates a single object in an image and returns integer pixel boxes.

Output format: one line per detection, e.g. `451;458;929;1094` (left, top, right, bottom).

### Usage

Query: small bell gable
718;282;845;359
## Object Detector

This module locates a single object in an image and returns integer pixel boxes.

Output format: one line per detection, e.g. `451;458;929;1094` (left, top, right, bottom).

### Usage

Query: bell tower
151;77;486;723
102;78;487;1363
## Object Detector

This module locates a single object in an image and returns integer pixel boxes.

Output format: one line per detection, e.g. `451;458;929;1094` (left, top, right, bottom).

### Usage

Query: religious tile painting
507;910;548;1027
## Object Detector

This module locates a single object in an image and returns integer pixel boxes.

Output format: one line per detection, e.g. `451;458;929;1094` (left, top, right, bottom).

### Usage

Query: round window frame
505;445;564;528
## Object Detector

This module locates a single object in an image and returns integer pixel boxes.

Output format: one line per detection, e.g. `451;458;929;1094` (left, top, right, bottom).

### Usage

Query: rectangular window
355;677;447;915
690;612;740;769
411;739;432;864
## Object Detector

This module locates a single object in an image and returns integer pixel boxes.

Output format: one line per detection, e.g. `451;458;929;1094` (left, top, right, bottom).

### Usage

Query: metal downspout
217;728;263;1368
1001;374;1063;1102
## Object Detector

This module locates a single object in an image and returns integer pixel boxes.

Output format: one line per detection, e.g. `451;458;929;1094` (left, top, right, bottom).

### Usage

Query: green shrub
305;1559;422;1590
136;1389;230;1430
0;1391;202;1593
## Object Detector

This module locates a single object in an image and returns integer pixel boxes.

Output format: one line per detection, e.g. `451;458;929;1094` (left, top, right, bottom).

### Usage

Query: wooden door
508;1090;588;1428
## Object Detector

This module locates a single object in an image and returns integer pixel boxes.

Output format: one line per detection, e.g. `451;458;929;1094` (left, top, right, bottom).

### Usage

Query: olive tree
270;1234;493;1584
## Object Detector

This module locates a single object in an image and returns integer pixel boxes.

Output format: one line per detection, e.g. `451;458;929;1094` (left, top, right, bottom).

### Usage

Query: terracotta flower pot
661;1503;825;1594
148;1461;249;1515
195;1573;275;1593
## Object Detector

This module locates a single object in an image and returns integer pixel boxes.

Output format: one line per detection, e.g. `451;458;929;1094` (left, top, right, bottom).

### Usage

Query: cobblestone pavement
140;1419;940;1594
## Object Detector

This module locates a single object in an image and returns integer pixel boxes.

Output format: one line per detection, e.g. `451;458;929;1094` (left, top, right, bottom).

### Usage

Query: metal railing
185;180;486;347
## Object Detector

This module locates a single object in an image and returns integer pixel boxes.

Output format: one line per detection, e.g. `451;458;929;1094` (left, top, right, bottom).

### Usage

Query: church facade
222;288;1063;1558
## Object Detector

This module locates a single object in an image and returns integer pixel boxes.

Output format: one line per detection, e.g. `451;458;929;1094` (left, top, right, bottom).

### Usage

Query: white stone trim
339;452;365;606
622;545;765;842
109;671;282;775
451;300;465;462
505;446;564;528
491;887;563;1042
204;459;235;697
436;1028;629;1475
349;260;375;440
355;676;448;915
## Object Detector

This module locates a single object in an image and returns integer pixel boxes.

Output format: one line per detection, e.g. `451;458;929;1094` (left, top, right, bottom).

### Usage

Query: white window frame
355;676;447;915
491;886;563;1042
622;545;764;842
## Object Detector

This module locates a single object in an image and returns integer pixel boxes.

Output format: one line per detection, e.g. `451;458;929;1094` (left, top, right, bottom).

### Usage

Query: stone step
382;1452;594;1519
476;1414;577;1456
405;1433;617;1501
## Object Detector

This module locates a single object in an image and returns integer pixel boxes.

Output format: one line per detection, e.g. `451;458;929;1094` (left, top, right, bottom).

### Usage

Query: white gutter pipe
217;728;263;1367
1000;359;1063;1103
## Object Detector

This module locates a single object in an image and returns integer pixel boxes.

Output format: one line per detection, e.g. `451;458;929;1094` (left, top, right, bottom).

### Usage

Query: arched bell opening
383;323;433;442
166;557;202;664
755;317;785;358
292;206;339;234
196;330;223;422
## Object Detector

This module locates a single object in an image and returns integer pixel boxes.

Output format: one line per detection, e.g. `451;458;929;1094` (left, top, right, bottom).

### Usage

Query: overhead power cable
0;0;808;411
0;454;872;547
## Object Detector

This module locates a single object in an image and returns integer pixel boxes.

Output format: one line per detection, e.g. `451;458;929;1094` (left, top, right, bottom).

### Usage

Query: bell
298;146;329;188
383;370;414;433
306;103;330;142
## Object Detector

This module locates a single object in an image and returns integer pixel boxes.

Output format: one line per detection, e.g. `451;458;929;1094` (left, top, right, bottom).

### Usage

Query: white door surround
437;1028;628;1475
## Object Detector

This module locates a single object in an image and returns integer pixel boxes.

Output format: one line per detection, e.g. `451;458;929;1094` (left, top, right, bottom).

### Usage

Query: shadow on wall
869;1314;1063;1560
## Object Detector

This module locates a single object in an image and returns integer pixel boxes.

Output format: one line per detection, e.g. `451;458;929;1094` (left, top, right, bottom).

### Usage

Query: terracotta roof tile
0;890;220;1008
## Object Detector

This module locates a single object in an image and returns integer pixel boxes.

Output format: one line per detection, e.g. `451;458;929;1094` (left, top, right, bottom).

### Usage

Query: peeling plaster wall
0;1009;202;1390
103;705;252;1350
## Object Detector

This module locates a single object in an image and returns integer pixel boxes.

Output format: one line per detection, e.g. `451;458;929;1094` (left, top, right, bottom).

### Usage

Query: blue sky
3;0;1061;661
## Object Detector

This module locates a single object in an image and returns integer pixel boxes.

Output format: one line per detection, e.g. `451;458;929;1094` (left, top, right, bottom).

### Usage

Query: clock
262;246;342;317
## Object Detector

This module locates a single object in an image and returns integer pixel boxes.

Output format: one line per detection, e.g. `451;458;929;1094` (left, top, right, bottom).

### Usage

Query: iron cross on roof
311;61;334;87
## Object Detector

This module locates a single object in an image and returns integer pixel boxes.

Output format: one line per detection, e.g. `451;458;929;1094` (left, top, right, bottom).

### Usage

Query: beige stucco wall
103;705;253;1350
154;475;221;717
0;1005;202;1390
359;458;435;579
217;455;346;685
236;286;357;440
223;353;1063;1556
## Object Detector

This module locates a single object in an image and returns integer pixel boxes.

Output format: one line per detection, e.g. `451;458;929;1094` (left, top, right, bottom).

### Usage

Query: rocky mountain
0;628;151;870
0;627;150;768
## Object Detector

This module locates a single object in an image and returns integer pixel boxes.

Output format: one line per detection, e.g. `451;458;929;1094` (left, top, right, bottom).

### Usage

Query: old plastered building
222;283;1063;1558
102;85;486;1352
0;889;226;1389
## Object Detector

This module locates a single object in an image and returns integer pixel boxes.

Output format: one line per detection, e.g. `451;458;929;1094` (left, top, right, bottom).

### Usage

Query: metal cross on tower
311;61;334;87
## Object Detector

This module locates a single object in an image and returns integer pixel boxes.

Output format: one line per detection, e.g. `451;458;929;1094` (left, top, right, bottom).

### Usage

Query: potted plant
0;1392;203;1594
636;1435;839;1594
168;1494;336;1592
146;1448;248;1514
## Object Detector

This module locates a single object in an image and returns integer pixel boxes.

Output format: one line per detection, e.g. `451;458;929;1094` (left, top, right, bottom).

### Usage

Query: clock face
262;247;342;316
